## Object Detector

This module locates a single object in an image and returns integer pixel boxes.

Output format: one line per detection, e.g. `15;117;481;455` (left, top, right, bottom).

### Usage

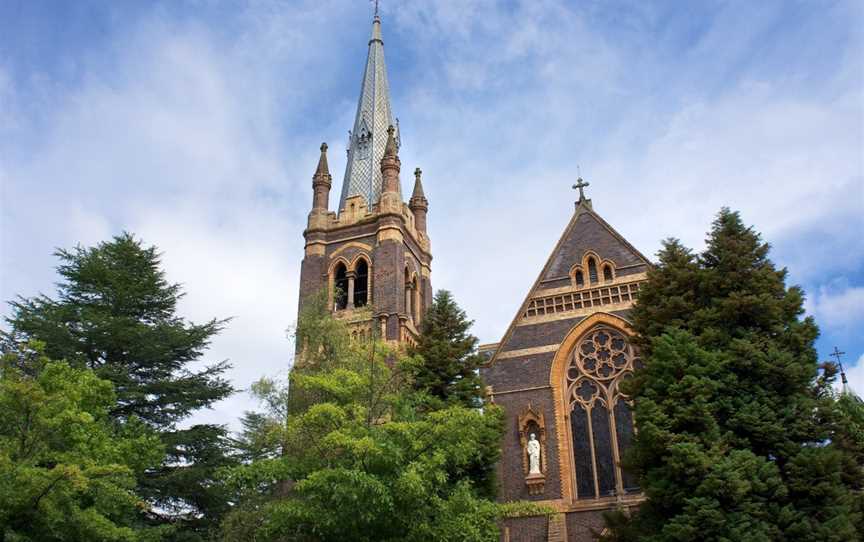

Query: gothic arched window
404;268;413;320
411;275;419;323
603;264;613;283
587;257;599;284
334;263;348;311
575;269;585;288
566;325;640;499
354;259;369;307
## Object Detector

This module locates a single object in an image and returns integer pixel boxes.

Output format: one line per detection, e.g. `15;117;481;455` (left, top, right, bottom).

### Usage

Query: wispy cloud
1;0;862;428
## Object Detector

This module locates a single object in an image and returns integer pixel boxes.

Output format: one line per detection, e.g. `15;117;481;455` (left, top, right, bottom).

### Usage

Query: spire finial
370;1;383;42
383;124;398;158
410;166;427;201
314;142;331;178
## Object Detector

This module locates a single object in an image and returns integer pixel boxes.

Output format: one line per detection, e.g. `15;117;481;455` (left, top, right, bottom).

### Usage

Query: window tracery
566;325;640;499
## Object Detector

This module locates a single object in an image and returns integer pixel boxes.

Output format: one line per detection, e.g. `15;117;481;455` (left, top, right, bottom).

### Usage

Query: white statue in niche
527;433;541;475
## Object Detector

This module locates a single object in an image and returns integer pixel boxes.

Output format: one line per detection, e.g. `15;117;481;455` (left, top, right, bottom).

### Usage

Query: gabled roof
488;198;651;363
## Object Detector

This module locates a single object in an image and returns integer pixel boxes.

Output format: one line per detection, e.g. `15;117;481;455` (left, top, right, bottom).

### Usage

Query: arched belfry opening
411;274;419;323
334;262;348;311
354;259;369;307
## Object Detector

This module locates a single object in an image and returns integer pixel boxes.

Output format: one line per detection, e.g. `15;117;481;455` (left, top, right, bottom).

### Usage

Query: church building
299;13;650;542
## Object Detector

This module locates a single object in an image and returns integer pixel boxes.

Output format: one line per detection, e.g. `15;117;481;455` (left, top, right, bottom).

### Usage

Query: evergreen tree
605;209;859;541
832;390;864;535
4;233;236;541
411;290;485;408
0;342;164;541
219;298;516;541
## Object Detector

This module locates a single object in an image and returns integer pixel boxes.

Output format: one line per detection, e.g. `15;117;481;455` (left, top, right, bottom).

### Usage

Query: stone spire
409;167;429;235
339;13;399;212
311;142;332;211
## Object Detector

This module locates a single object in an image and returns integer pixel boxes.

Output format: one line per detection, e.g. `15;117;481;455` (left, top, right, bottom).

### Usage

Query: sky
1;0;862;429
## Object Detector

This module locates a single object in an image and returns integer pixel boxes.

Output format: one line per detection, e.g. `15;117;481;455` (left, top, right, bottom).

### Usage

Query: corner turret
311;142;331;212
409;167;429;235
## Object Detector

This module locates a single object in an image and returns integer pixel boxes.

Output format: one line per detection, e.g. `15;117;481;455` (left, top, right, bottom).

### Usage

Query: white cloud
1;0;862;430
807;283;864;332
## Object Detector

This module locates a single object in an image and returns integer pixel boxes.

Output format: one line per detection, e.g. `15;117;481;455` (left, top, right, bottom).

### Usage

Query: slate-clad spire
339;13;399;212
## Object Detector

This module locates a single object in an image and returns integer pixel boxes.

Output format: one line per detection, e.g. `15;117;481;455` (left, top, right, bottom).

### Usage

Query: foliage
604;209;860;541
221;296;507;542
4;233;236;540
0;342;164;542
832;391;864;535
410;290;485;408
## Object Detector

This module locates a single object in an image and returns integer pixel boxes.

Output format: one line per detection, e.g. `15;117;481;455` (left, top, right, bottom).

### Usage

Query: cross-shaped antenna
831;346;848;386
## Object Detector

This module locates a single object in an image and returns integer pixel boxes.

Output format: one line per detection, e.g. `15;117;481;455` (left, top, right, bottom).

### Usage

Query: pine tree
832;391;864;535
4;233;236;541
606;209;859;541
411;290;485;408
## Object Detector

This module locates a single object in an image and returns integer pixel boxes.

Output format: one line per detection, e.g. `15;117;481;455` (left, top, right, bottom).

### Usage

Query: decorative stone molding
304;242;326;257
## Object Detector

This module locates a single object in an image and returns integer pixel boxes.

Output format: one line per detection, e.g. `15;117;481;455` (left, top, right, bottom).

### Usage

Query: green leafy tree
4;234;236;540
220;297;510;542
411;290;485;408
0;342;164;542
604;209;859;541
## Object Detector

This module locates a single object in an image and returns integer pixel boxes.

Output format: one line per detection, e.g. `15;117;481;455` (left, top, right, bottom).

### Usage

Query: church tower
298;13;432;346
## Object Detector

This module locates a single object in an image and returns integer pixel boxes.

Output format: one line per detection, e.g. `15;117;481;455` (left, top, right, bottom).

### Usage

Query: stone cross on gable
572;177;590;202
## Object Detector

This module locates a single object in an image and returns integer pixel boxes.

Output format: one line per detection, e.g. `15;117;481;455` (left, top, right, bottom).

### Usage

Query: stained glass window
603;265;613;283
588;258;598;284
566;325;639;500
592;405;616;496
570;404;595;499
615;400;640;492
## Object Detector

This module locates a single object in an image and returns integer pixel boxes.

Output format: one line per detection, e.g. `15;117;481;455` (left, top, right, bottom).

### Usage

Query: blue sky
1;0;862;427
